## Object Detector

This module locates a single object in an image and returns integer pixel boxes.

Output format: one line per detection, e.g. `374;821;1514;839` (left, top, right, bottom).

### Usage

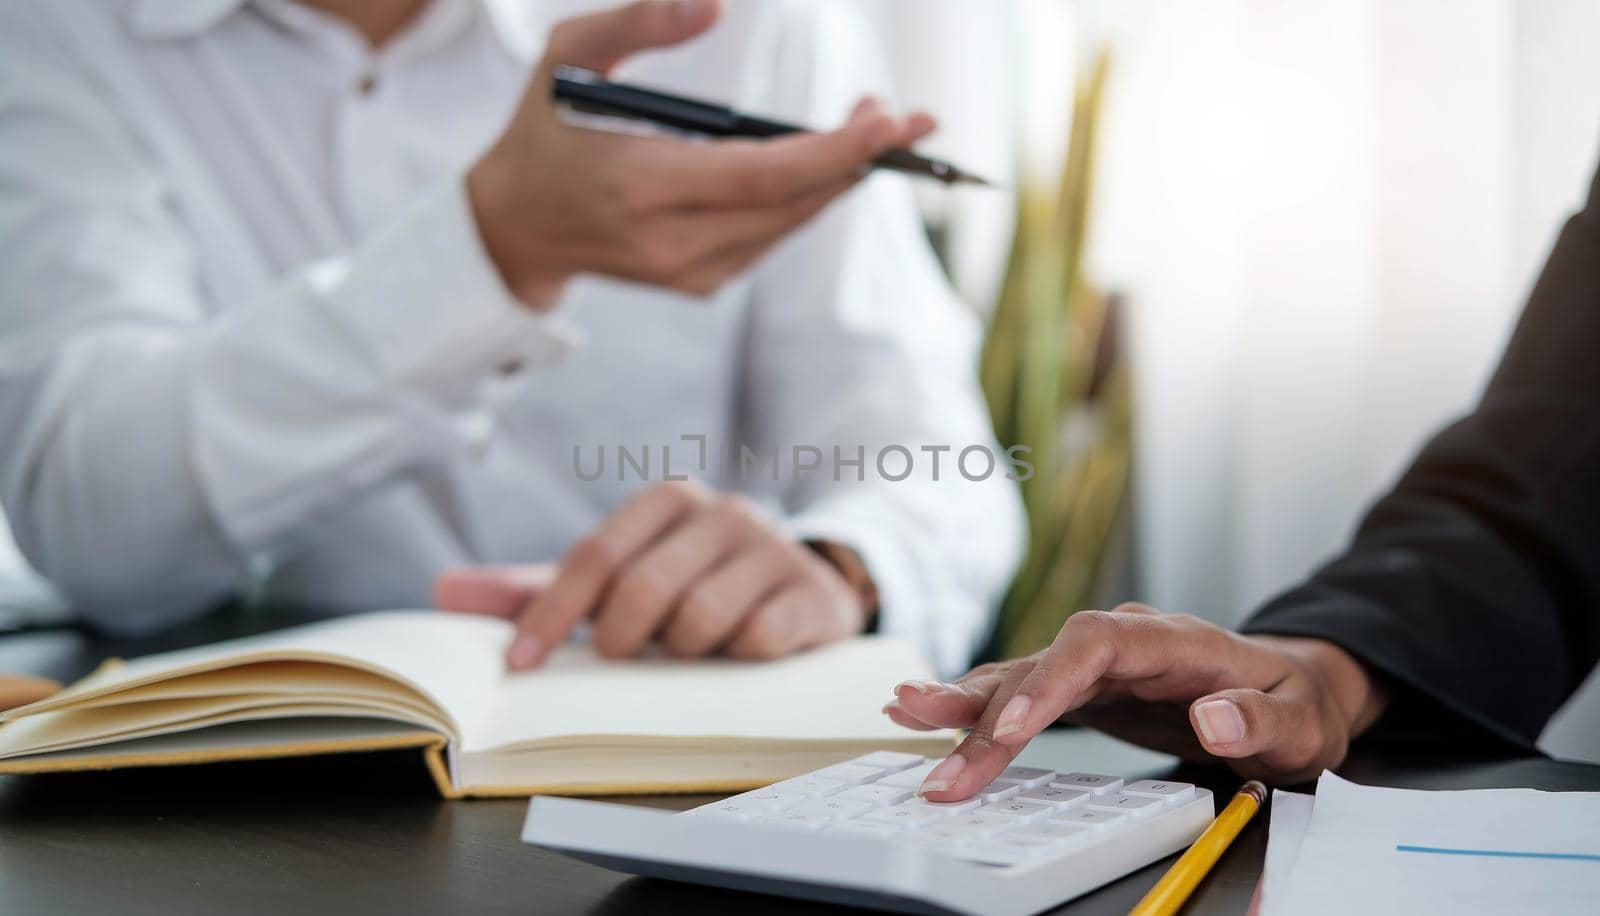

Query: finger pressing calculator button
1121;779;1196;803
1050;773;1123;794
902;796;983;815
1086;793;1164;817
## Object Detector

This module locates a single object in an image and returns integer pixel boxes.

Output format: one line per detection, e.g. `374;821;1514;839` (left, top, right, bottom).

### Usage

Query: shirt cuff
316;173;581;399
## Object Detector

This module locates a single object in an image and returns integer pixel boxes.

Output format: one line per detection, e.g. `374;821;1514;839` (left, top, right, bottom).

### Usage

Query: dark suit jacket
1240;163;1600;752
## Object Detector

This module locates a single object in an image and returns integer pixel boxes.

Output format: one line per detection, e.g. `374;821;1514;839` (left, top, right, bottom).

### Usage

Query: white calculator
522;751;1214;915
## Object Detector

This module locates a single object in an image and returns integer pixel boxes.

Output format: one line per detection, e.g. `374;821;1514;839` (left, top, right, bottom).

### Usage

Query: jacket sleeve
1240;165;1600;750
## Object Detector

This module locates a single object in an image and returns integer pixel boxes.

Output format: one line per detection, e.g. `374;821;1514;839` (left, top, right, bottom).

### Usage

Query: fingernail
673;0;712;22
1194;699;1246;745
508;635;542;670
993;694;1032;740
918;753;966;796
895;680;940;696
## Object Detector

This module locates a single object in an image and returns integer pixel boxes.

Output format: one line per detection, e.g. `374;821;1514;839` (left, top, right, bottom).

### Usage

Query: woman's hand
436;480;872;670
468;0;936;308
886;604;1388;797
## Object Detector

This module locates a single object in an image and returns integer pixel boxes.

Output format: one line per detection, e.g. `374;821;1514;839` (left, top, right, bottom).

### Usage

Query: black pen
551;65;993;187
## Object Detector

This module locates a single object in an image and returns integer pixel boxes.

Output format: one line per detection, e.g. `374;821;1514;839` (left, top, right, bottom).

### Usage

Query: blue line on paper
1396;845;1600;862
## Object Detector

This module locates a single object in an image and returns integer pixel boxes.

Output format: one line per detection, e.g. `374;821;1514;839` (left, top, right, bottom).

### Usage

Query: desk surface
4;615;1600;916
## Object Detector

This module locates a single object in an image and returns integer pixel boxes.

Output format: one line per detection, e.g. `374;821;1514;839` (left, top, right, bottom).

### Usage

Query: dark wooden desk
4;614;1598;916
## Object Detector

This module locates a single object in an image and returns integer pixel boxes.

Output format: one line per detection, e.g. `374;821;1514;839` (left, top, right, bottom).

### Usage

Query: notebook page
1275;772;1600;915
11;611;511;739
464;636;941;753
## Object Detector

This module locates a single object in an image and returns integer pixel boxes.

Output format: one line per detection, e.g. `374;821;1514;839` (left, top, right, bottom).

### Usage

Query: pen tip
951;171;1001;189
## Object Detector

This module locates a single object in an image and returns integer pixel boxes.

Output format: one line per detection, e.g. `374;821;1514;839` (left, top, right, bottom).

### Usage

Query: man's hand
468;0;936;308
435;480;872;669
886;604;1388;796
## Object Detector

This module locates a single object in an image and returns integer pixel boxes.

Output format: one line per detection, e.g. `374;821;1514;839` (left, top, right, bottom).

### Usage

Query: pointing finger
892;666;1012;730
510;480;710;669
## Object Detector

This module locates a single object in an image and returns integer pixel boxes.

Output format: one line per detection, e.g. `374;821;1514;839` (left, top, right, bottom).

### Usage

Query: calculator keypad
686;754;1197;868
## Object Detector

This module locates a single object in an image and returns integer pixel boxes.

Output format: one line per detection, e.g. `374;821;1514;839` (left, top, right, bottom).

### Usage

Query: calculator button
837;784;916;806
772;775;850;798
1085;793;1164;817
1122;779;1196;803
1015;820;1097;844
694;799;764;821
1056;807;1127;830
982;799;1055;821
860;805;944;829
938;813;1016;838
848;751;924;772
879;761;940;788
974;781;1021;802
1050;773;1123;794
829;821;903;839
1018;786;1092;808
901;796;983;815
768;816;832;832
726;788;804;812
811;763;887;785
787;799;874;821
959;837;1056;865
902;830;972;851
994;766;1055;789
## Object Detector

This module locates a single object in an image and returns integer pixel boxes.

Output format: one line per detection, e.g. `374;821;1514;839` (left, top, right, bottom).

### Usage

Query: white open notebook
0;611;953;797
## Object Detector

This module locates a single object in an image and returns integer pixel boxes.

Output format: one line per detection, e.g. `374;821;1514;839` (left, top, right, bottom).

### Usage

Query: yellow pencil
1128;780;1267;916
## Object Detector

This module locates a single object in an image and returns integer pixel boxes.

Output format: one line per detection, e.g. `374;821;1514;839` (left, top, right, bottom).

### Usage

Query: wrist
1275;636;1389;739
467;150;567;311
806;540;879;630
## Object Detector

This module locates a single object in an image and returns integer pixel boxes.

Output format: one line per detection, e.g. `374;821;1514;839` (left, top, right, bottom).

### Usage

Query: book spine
422;742;463;799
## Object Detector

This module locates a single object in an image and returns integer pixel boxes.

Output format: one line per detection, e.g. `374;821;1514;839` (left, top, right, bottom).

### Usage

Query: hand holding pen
467;0;938;310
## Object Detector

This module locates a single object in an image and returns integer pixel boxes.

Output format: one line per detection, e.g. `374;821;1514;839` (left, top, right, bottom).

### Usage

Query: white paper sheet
1258;789;1314;916
1272;772;1600;916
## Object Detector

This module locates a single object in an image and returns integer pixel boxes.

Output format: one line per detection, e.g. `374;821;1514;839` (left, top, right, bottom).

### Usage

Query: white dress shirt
0;0;1024;674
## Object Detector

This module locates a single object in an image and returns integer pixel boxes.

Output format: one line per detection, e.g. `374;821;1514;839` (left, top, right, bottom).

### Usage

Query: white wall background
1070;0;1600;760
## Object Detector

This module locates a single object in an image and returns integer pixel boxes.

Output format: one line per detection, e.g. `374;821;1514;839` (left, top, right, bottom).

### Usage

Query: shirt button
356;72;378;96
497;357;526;376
